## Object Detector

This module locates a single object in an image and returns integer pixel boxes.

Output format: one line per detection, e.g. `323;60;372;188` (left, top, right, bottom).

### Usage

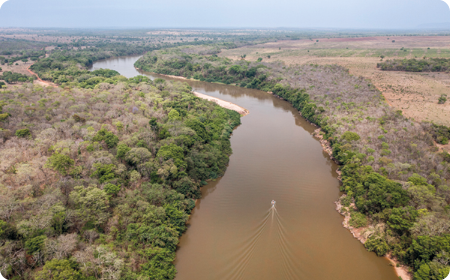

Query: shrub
15;128;30;138
45;152;75;176
0;113;9;121
349;211;368;228
439;94;447;104
365;235;389;256
116;143;131;159
93;128;119;148
341;131;360;141
72;114;86;123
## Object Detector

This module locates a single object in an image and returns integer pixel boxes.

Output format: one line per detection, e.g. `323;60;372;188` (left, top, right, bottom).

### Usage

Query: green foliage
387;207;418;233
378;58;450;72
104;183;121;196
24;235;47;254
140;248;177;280
69;186;110;227
93;128;119;148
168;109;181;121
355;172;409;214
45;152;75;176
157;143;185;167
439;94;447;104
35;259;81;280
365;235;390;256
15;128;30;138
0;43;244;279
341;131;361;141
116;143;131;159
349;210;368;228
0;113;9;121
185;118;210;143
0;71;33;83
429;124;450;145
91;163;116;183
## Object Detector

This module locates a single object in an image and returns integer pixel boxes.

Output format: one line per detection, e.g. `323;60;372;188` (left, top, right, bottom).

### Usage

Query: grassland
219;36;450;125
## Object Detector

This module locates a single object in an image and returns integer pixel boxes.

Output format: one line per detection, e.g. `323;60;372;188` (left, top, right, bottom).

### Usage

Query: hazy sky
0;0;449;29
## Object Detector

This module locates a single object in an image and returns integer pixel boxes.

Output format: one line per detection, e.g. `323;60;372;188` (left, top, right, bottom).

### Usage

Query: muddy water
91;56;399;280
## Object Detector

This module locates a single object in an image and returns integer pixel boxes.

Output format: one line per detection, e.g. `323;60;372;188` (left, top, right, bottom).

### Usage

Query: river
90;56;399;280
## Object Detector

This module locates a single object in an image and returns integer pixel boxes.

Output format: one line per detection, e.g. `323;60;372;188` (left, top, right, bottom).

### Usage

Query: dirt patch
1;59;34;76
220;37;450;125
27;65;57;88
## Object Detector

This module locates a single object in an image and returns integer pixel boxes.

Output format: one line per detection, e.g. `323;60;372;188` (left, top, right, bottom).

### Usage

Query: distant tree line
377;58;450;72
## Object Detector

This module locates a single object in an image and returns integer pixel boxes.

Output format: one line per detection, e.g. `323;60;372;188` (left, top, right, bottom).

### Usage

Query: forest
135;45;450;279
2;29;450;279
377;58;450;72
0;76;241;279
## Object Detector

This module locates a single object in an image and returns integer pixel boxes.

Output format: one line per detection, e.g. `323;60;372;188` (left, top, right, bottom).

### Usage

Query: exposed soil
219;37;450;125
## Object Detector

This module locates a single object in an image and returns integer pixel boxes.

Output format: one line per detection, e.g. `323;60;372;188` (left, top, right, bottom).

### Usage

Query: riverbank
193;91;249;116
335;198;412;280
135;68;250;116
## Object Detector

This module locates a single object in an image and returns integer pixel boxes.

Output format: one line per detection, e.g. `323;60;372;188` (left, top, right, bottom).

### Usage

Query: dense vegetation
377;58;450;72
0;71;35;84
0;77;241;279
0;39;49;56
136;46;450;279
29;43;159;88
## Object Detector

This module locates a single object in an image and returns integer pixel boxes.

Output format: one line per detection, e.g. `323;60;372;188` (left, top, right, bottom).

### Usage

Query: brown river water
90;56;399;280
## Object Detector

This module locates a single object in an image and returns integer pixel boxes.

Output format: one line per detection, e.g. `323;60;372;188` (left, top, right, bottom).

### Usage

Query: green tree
415;263;431;280
24;235;47;254
387;207;418;234
157;143;185;167
35;259;81;280
104;183;121;196
365;235;389;256
168;109;181;121
93;128;119;148
15;128;31;138
70;186;110;227
185;118;210;142
341;131;361;142
45;152;75;176
116;143;131;159
91;163;116;183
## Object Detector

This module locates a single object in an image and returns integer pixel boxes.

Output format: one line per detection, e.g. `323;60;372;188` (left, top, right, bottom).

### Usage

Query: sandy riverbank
335;199;412;280
193;91;249;116
312;123;411;279
135;69;250;116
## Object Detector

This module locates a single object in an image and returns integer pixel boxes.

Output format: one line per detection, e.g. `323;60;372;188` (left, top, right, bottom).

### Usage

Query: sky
0;0;449;29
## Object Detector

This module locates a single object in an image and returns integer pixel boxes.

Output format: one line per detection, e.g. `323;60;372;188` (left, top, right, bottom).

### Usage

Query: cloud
0;0;8;9
442;0;450;9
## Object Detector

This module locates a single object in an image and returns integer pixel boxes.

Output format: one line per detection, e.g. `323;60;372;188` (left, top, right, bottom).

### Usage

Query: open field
219;36;450;125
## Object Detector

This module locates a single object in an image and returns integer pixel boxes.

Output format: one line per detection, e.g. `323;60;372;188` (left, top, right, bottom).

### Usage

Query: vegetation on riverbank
0;77;241;279
136;45;450;279
377;58;450;72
